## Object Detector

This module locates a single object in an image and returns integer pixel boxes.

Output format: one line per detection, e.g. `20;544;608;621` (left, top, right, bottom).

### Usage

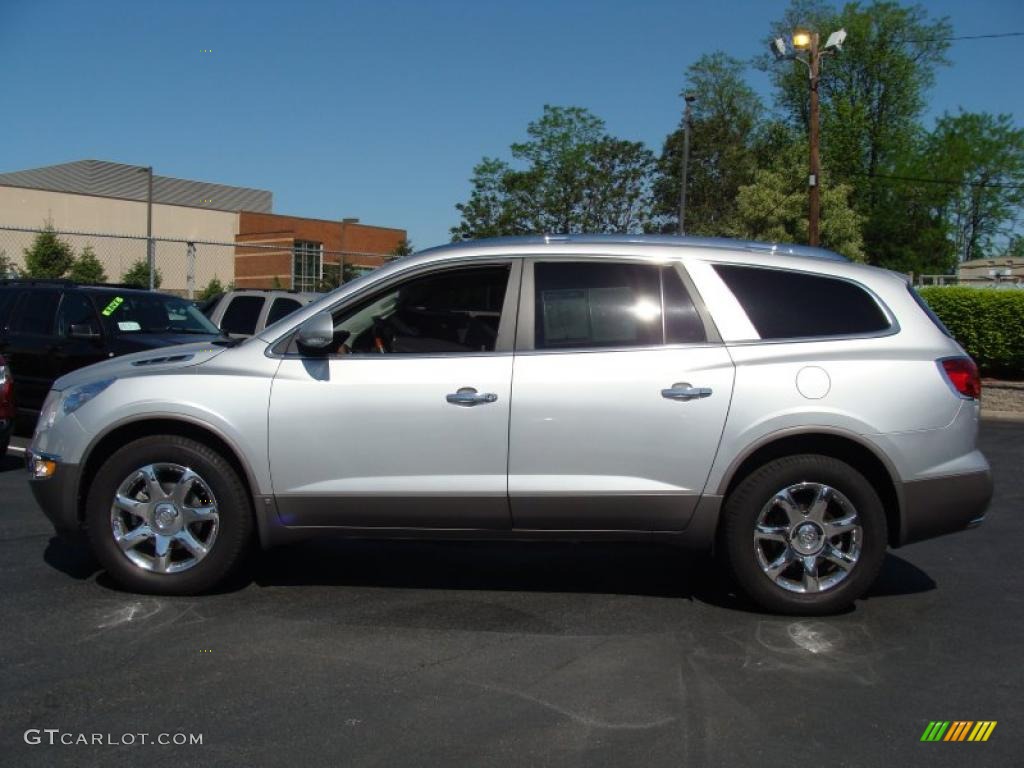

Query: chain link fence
0;225;385;298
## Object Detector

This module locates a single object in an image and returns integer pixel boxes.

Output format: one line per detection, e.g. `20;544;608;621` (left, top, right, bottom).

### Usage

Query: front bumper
27;451;82;536
899;468;993;545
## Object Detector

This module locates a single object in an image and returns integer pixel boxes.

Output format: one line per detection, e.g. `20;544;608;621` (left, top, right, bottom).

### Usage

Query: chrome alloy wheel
753;482;862;594
109;463;220;574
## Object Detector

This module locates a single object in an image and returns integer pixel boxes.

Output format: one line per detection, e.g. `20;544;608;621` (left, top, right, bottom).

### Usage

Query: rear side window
714;265;890;339
266;297;303;326
220;296;265;335
11;290;60;335
533;262;705;350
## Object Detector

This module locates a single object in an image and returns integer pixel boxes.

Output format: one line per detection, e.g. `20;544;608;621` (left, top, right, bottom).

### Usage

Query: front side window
533;262;704;350
57;292;101;336
324;265;510;355
714;265;891;340
293;241;322;292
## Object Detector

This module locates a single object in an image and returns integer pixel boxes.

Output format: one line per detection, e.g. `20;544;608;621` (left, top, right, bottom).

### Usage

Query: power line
899;31;1024;44
857;171;1024;190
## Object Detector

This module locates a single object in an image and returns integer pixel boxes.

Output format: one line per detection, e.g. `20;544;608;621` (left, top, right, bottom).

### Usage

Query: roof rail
425;234;849;262
0;278;154;290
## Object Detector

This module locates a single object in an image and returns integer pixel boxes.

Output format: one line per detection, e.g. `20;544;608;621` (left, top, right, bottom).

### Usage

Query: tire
86;435;254;594
720;454;887;615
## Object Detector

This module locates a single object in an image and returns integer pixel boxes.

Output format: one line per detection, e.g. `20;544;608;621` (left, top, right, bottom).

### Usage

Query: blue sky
1;0;1022;248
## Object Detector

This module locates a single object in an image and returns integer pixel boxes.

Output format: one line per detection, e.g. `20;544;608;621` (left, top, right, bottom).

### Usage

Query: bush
122;259;162;289
68;245;108;283
918;286;1024;376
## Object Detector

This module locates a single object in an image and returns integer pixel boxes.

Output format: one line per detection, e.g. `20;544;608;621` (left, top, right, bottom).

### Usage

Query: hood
52;340;234;392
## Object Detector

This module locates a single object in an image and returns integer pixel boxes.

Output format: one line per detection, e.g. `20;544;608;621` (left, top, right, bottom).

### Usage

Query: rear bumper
899;468;993;545
27;452;82;536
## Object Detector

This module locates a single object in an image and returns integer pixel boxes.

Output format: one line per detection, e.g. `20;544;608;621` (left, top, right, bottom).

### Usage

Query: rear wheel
86;435;253;594
720;454;887;615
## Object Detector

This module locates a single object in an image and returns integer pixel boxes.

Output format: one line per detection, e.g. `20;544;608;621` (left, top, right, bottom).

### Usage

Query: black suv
0;280;223;431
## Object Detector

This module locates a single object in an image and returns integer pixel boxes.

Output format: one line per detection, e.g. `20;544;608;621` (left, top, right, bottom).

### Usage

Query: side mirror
69;324;101;339
296;311;336;351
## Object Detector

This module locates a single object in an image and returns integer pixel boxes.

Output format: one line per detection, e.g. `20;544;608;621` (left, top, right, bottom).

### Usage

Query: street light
770;26;846;247
677;92;696;236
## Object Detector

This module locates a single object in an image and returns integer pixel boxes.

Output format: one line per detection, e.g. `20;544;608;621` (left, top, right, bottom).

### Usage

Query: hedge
917;286;1024;376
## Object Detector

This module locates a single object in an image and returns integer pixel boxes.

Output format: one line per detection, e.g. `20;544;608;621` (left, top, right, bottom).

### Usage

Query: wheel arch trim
75;413;271;545
714;425;906;546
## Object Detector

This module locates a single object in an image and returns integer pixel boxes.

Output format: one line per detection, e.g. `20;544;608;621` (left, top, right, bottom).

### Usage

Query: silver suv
27;235;992;614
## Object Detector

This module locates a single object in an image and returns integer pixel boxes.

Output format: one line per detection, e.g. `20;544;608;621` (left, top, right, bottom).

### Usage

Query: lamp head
824;28;847;51
792;30;812;49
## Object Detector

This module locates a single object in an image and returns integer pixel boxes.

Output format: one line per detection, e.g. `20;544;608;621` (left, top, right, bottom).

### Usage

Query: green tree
727;142;865;260
452;105;656;239
198;276;224;300
0;249;20;279
122;259;162;289
764;1;953;265
921;111;1024;262
655;52;765;234
67;244;108;283
22;224;75;278
388;238;414;259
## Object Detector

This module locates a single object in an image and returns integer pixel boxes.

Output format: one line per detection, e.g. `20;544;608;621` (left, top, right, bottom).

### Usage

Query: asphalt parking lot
1;423;1021;768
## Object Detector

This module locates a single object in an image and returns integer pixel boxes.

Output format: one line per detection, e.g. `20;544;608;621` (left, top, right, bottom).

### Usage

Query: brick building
235;212;406;290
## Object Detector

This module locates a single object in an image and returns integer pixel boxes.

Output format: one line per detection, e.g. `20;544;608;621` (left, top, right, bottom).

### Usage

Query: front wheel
720;454;887;615
86;435;254;594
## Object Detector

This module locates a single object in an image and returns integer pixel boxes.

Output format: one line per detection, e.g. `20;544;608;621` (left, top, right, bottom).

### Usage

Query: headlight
62;379;115;416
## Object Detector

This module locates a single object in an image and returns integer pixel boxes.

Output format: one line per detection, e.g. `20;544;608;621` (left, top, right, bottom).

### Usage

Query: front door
508;258;735;531
268;260;520;529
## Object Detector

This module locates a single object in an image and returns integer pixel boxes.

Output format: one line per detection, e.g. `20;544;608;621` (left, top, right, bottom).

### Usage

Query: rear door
1;288;61;415
508;258;735;531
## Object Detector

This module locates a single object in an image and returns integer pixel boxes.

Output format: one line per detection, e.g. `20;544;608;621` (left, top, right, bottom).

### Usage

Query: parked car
0;279;224;430
27;235;992;614
200;289;318;338
0;354;12;456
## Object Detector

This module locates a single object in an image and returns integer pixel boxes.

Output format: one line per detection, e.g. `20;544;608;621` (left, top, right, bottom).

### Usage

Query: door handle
446;387;498;406
661;382;712;401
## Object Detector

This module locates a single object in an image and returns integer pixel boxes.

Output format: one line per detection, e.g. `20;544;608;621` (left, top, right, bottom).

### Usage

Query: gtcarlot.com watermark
25;729;203;746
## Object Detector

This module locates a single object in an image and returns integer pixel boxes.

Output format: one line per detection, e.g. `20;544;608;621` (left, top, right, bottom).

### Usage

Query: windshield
99;293;221;335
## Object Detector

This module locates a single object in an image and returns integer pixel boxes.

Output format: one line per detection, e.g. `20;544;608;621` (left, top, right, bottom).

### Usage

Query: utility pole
677;93;696;236
807;32;821;247
143;166;155;290
770;27;845;249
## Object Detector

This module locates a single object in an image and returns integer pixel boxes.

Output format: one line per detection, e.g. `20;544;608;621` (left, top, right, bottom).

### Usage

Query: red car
0;354;12;457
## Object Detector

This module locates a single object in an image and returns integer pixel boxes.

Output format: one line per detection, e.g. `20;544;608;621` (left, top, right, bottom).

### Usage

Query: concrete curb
981;410;1024;423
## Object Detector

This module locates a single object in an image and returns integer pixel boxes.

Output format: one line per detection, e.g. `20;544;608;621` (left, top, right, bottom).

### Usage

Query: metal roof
424;234;849;262
0;159;272;213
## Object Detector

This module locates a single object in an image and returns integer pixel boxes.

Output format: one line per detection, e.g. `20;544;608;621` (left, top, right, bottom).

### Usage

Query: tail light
0;355;12;420
939;356;981;400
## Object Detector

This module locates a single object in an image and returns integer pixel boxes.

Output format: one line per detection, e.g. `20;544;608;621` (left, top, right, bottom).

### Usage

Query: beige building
958;257;1024;287
0;160;405;294
0;160;270;292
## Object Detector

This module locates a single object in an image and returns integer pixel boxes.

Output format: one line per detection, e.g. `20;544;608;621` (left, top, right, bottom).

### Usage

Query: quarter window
533;262;704;350
266;297;303;326
714;265;890;339
220;296;265;335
